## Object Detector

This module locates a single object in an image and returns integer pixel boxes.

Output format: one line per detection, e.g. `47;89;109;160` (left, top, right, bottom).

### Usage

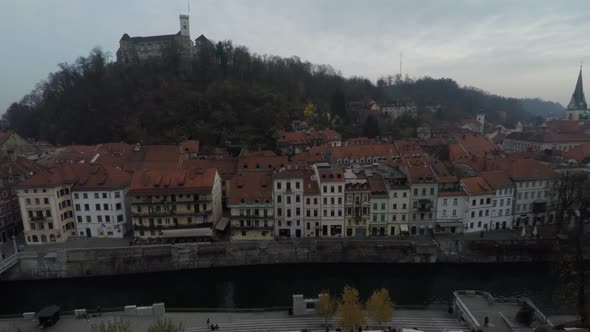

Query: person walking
484;316;489;327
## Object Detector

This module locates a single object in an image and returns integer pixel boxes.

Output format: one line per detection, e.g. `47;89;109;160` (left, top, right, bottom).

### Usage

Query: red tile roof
181;159;237;179
303;173;320;194
128;168;217;196
493;158;558;180
237;154;288;171
228;172;272;205
461;176;494;195
562;143;590;163
480;170;513;188
368;173;387;194
319;169;344;182
179;140;200;154
16;165;78;188
72;164;132;191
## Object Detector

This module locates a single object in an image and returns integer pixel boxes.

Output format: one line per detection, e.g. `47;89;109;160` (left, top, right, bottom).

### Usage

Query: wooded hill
4;41;553;146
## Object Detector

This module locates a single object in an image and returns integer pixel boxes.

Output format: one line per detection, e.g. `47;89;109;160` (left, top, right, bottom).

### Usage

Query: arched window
49;234;56;242
32;235;38;242
41;235;47;242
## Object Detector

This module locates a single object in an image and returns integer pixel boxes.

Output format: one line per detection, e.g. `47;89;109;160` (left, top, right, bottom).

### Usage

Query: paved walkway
0;309;467;332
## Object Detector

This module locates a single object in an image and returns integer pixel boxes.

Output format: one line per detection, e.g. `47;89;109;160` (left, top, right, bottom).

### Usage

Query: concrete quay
0;308;468;332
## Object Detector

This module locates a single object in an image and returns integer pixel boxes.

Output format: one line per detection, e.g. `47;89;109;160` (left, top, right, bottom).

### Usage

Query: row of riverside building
10;136;565;245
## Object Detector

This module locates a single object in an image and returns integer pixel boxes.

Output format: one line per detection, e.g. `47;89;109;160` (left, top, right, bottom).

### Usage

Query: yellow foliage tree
366;288;393;327
338;285;366;330
317;291;336;327
304;101;316;118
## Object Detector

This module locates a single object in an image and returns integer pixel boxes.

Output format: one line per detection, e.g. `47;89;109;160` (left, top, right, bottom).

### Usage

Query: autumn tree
317;291;336;327
338;285;365;331
148;318;184;332
304;101;317;119
366;288;393;327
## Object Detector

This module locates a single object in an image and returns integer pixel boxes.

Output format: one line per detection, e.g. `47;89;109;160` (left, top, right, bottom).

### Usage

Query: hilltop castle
116;15;213;63
565;67;589;121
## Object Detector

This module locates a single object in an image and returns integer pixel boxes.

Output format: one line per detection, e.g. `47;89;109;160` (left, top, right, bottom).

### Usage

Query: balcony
417;199;433;212
133;222;213;231
532;201;547;214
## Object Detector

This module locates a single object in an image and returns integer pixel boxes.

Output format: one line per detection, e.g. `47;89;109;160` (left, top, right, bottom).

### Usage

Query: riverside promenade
0;308;468;332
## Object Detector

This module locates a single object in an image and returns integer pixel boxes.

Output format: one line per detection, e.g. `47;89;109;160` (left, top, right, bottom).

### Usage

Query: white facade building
461;177;495;233
273;169;305;238
481;171;514;231
315;166;345;237
303;173;321;237
73;189;130;238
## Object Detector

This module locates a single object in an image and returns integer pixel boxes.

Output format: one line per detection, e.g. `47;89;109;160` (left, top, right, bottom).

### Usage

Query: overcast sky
1;0;589;113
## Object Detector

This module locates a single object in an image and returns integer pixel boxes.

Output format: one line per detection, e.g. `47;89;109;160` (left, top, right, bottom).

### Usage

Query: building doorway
85;228;92;238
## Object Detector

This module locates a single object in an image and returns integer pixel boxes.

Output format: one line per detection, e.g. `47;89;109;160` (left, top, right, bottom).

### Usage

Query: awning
215;217;230;231
161;228;212;238
400;224;409;232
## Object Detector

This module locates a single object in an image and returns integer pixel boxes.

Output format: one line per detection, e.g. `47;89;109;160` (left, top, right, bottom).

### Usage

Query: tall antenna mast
399;50;403;78
187;0;190;14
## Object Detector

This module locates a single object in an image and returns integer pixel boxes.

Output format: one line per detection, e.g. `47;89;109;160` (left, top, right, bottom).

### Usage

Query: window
401;215;406;221
84;204;90;211
323;186;327;193
75;204;80;211
323;197;327;205
338;186;342;193
430;188;434;195
413;201;418;208
117;215;123;222
330;186;335;193
314;198;318;205
452;210;457;216
44;197;49;204
338;197;342;204
472;199;476;206
485;209;489;216
295;181;300;189
486;198;491;204
105;216;110;222
453;198;458;205
94;193;99;199
296;208;301;216
480;199;484;205
402;203;406;209
373;203;378;210
393;192;398;198
296;195;300;203
381;203;385;210
103;203;109;210
83;193;88;199
306;198;310;205
102;193;107;199
414;189;418;196
471;211;475;218
478;210;483;217
393;204;397;210
422;188;426;196
443;199;448;206
96;204;101;211
493;200;497;207
114;191;120;198
442;210;447;216
26;198;31;205
35;198;40;205
277;208;282;217
277;195;282;203
86;216;91;222
74;193;79;199
277;182;282;190
499;210;503;217
287;196;291;204
403;192;407;198
97;215;103;222
331;198;335;204
116;203;122;210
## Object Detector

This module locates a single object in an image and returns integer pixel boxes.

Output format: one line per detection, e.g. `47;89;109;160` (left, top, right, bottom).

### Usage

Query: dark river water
0;262;568;315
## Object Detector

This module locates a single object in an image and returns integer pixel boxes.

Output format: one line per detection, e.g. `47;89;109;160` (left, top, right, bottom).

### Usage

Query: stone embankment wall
1;238;571;280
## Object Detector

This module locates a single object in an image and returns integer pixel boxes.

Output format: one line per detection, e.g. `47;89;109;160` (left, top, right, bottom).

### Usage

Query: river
0;262;568;315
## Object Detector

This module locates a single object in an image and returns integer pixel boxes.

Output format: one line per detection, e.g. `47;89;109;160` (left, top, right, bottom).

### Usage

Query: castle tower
179;14;190;37
565;67;588;121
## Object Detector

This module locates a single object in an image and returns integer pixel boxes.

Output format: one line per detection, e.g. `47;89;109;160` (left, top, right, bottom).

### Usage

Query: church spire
567;66;587;110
